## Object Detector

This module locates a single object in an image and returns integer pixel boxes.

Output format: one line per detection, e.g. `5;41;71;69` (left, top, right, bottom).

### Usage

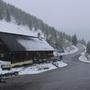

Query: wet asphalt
1;44;90;90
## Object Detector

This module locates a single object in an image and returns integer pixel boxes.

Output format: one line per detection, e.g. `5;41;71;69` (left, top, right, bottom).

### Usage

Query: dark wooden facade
0;38;10;53
0;51;53;64
0;32;54;64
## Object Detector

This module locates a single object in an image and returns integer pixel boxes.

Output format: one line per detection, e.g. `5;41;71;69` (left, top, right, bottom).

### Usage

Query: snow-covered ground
0;60;10;66
79;52;90;63
54;45;78;56
0;61;67;75
52;61;67;68
19;63;57;75
79;45;90;63
0;20;43;37
62;45;78;55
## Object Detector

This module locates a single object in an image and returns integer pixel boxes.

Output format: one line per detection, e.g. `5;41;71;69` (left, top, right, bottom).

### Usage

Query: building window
0;53;4;58
26;52;29;56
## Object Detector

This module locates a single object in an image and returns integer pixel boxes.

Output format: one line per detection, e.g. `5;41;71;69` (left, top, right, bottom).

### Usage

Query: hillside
0;19;40;37
0;0;72;49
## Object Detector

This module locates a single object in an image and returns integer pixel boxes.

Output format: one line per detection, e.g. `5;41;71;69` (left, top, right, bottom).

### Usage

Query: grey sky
3;0;90;41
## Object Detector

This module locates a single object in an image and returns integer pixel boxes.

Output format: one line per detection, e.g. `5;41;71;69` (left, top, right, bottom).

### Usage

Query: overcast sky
3;0;90;41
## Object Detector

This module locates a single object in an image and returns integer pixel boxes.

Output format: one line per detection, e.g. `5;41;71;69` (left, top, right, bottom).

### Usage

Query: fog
3;0;90;41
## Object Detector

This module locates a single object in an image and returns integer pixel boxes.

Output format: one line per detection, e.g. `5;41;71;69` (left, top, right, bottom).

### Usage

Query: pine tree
72;34;78;46
0;12;3;20
86;42;90;54
0;6;3;20
6;8;11;22
79;39;86;45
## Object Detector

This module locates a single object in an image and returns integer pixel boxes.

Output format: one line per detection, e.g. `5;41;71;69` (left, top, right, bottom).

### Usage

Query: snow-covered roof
0;20;54;51
17;37;54;51
0;30;54;51
0;20;37;37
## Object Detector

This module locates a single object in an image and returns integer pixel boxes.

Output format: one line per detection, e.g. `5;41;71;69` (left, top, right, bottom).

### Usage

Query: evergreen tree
72;34;78;46
0;6;3;20
0;12;3;20
6;8;11;22
79;39;86;45
86;42;90;54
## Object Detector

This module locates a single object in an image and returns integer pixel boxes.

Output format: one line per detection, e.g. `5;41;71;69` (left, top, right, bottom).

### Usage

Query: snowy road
1;44;90;90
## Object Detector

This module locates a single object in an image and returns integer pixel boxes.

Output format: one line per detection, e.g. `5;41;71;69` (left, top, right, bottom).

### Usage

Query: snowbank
79;52;90;63
52;61;67;68
0;61;67;75
19;63;57;75
79;45;90;63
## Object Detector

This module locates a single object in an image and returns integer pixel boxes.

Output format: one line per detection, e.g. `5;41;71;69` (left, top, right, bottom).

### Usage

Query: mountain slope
0;0;72;49
0;20;38;37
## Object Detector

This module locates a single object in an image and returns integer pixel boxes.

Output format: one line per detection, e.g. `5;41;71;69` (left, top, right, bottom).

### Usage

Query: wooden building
0;31;54;64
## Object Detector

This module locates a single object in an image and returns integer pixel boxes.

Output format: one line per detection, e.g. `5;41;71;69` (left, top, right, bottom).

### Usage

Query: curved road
1;44;90;90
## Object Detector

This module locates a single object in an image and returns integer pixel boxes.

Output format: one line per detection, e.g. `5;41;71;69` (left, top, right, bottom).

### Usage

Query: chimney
38;32;42;40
